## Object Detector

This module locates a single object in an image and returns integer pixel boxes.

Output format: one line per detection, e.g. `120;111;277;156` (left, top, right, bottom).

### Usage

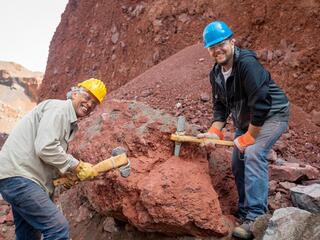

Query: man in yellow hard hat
0;78;106;239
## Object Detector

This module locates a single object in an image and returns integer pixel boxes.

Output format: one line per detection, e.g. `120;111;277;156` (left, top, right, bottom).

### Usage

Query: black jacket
210;47;289;131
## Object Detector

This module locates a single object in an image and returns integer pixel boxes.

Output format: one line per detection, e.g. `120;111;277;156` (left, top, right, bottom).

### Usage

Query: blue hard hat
203;21;233;48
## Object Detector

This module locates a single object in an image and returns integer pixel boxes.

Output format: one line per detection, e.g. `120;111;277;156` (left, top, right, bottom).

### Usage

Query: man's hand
75;161;98;181
63;173;78;189
234;131;255;153
197;126;224;140
197;126;224;148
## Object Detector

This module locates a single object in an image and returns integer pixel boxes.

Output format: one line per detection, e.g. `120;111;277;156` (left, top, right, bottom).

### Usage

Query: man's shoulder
235;47;258;64
40;99;69;106
36;99;70;114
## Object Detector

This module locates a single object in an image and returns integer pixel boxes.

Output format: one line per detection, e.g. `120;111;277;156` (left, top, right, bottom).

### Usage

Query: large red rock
69;100;232;237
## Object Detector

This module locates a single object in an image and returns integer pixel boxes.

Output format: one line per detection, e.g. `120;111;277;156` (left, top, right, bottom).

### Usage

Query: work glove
197;126;224;148
75;161;98;181
62;173;78;189
234;131;255;153
197;126;224;140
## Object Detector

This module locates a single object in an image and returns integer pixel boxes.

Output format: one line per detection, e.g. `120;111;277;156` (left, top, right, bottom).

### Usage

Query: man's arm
234;59;270;152
241;59;272;127
34;109;79;174
210;121;225;131
247;123;261;138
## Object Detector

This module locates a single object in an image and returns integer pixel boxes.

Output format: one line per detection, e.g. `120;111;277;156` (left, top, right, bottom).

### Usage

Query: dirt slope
39;0;320;114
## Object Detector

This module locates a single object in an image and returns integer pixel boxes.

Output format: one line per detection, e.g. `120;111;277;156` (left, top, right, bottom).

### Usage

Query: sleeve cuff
58;154;80;174
250;118;265;127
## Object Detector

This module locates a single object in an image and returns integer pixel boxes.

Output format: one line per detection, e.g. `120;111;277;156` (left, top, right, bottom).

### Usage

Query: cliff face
0;61;42;101
40;0;319;113
0;61;43;133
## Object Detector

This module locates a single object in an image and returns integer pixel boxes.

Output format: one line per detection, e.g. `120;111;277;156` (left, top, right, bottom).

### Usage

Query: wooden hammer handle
93;153;128;172
170;134;234;146
53;153;129;187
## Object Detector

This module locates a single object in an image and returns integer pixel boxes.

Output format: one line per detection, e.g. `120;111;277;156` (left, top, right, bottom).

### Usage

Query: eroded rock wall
40;0;320;114
0;61;43;133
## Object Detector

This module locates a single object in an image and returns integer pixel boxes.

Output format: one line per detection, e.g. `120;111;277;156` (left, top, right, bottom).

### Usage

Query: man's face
72;90;99;118
207;38;235;66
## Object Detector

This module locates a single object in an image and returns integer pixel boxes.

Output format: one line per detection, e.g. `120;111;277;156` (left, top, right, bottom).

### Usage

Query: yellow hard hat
78;78;107;103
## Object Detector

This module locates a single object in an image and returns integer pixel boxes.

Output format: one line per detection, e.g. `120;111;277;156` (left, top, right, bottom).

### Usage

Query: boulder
68;100;232;237
290;184;320;213
270;162;320;182
263;207;311;240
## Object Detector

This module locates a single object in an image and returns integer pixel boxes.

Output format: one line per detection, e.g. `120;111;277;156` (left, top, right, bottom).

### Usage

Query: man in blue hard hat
198;21;290;239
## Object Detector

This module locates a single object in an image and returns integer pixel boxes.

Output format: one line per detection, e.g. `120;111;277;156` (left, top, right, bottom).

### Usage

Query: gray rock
252;214;272;240
103;217;118;233
279;181;296;190
200;93;210;102
111;32;120;44
290;184;320;213
301;214;320;240
267;149;277;162
263;207;311;240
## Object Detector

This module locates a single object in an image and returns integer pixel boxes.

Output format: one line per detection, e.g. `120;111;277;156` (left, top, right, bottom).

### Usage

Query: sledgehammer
170;116;234;156
53;147;131;187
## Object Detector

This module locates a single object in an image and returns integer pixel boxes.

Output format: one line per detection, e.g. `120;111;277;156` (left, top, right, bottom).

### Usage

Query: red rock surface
39;0;320;166
270;163;320;182
2;0;320;239
67;99;232;237
39;0;320;116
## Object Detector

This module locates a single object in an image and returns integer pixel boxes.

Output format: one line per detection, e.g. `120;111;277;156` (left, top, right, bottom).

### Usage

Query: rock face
270;162;320;182
0;61;42;101
0;61;43;133
40;0;320;117
68;99;231;237
290;184;320;213
262;207;312;240
6;0;318;238
40;0;320;166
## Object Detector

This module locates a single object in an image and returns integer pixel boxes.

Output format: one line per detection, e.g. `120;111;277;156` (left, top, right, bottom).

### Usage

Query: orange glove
197;126;224;140
234;131;255;153
208;126;224;140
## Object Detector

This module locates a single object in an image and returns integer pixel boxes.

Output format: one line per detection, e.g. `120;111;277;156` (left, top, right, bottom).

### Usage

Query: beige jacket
0;99;79;194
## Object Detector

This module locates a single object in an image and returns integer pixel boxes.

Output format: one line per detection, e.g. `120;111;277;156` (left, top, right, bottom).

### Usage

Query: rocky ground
1;0;319;239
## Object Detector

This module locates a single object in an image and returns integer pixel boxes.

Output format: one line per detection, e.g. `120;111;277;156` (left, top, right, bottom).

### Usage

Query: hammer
53;147;131;187
170;116;234;156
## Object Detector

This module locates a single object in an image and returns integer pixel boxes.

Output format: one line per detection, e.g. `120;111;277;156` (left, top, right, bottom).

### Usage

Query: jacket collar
233;46;241;64
67;99;78;123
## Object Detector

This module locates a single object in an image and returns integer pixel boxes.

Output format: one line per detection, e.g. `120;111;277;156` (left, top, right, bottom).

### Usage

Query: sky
0;0;68;72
